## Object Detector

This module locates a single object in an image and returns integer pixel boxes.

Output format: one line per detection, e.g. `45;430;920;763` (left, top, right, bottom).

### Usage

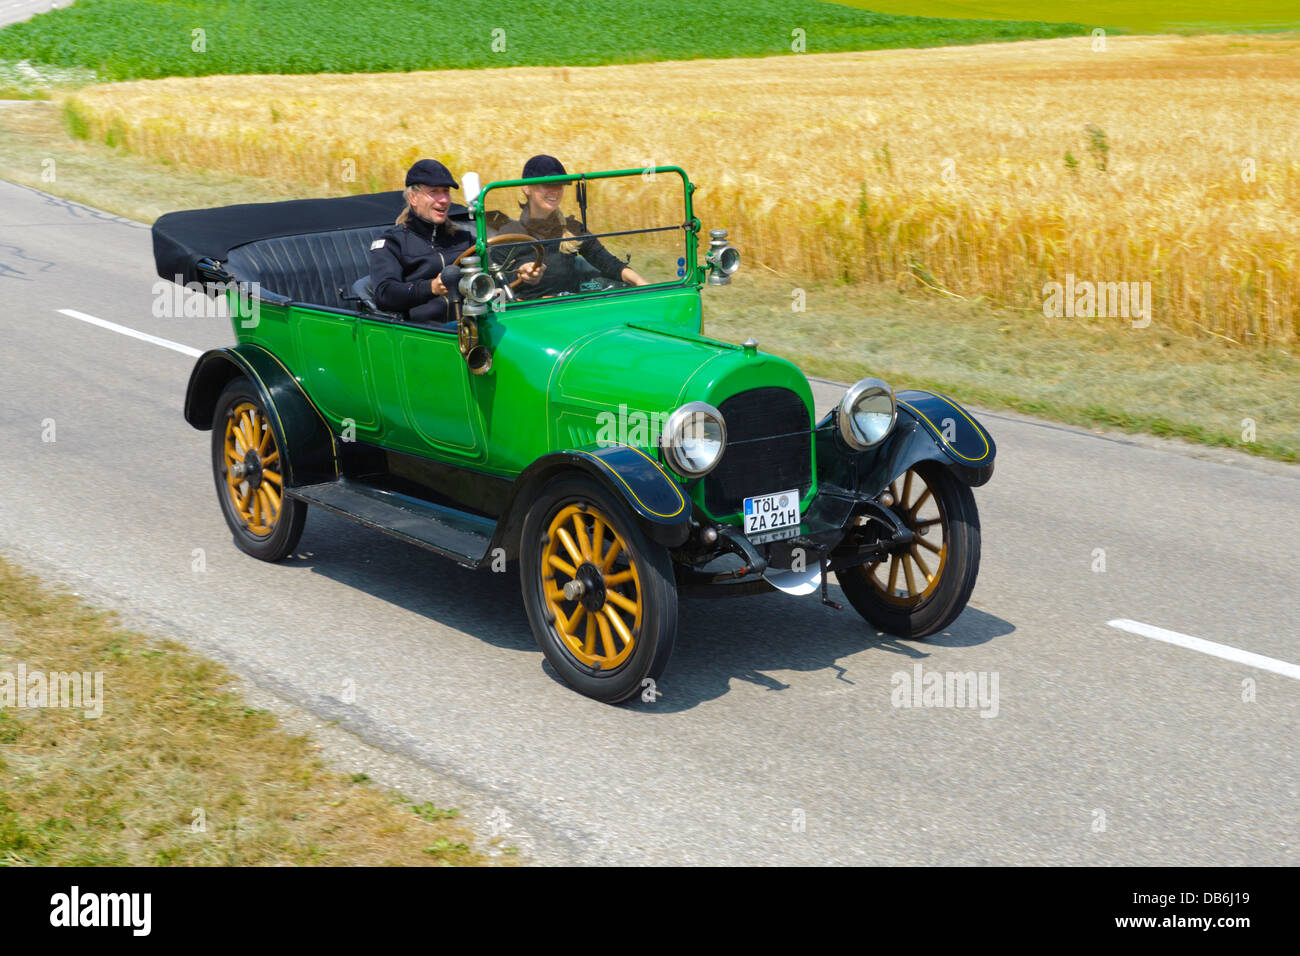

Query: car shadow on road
628;588;1015;712
284;512;535;652
287;511;1016;712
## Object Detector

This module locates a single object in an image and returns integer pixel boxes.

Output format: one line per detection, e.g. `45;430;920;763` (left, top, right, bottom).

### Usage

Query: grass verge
0;555;495;865
1;99;1294;462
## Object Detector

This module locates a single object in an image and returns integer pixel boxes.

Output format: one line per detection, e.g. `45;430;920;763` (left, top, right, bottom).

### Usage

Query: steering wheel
453;234;545;291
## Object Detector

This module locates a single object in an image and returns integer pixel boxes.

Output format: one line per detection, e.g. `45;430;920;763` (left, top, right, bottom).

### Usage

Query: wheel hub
241;449;264;489
863;467;947;606
574;562;607;612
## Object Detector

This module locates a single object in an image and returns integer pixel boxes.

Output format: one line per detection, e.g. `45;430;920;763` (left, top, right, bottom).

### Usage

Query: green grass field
832;1;1300;32
0;0;1086;81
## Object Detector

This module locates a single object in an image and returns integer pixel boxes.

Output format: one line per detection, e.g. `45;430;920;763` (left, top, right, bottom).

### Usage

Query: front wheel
836;461;980;638
519;475;678;704
210;377;307;562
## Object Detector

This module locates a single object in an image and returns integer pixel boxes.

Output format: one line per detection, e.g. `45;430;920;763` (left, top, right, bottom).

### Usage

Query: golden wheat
66;34;1300;345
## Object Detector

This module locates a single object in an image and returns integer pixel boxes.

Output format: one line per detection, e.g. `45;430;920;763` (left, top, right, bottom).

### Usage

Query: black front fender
492;443;691;558
183;345;338;488
817;389;996;498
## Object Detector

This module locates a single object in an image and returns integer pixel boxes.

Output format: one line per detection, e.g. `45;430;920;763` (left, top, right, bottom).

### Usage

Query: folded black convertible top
152;191;468;286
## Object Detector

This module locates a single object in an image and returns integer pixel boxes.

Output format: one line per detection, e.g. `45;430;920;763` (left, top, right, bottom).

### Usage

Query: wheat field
64;34;1300;345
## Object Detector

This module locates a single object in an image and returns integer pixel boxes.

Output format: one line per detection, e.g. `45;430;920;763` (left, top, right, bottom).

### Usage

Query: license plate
743;489;801;536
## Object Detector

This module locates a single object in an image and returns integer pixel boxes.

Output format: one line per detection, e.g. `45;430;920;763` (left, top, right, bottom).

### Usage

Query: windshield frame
471;166;700;310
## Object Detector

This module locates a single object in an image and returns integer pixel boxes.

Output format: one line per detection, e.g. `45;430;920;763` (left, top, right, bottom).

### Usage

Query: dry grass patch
0;556;496;865
61;34;1300;347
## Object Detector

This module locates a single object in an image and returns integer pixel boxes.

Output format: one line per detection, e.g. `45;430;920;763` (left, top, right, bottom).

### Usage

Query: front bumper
674;487;912;597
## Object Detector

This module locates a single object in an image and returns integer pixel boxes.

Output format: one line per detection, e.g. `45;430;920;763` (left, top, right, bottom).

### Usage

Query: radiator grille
704;387;812;517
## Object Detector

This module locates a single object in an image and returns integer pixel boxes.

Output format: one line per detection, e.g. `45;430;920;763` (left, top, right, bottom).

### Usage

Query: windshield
478;169;690;303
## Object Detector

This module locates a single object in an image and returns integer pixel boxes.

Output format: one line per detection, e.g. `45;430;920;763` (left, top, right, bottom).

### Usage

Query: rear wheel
836;461;980;638
210;378;306;562
519;475;677;704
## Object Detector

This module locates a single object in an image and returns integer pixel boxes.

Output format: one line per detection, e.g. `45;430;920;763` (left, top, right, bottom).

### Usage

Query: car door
291;306;381;436
359;318;486;462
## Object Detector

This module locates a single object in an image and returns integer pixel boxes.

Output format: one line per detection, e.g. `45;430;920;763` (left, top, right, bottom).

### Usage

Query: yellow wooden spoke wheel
210;378;307;563
222;400;285;536
520;475;678;704
541;503;644;670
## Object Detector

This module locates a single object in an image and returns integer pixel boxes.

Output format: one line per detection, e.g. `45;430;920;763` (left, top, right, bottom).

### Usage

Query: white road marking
1108;619;1300;681
56;308;203;358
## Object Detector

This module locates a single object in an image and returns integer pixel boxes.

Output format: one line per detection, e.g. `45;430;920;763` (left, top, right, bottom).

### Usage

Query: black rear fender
183;345;338;487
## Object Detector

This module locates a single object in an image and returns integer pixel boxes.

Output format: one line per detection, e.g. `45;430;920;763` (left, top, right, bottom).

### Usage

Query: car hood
550;321;814;449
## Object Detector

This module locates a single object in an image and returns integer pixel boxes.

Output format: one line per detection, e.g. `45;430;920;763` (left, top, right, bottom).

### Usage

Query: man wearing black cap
501;154;647;299
369;159;475;325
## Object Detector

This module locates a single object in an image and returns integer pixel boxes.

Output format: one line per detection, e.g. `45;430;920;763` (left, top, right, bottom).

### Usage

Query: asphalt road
1;180;1296;865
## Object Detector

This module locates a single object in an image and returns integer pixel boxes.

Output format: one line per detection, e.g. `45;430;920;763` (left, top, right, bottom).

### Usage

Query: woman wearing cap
503;154;647;299
370;159;542;324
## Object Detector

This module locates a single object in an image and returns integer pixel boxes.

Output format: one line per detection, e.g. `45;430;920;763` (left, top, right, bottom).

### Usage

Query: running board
286;479;497;567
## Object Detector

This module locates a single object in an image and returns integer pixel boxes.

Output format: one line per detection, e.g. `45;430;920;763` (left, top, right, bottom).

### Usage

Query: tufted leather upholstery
224;226;388;311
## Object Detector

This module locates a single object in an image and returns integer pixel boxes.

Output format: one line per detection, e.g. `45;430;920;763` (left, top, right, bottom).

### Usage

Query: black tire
836;461;980;638
210;377;307;562
519;474;678;704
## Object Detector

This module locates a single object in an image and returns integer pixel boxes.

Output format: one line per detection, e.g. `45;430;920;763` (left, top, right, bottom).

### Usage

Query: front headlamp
837;378;896;450
661;401;727;477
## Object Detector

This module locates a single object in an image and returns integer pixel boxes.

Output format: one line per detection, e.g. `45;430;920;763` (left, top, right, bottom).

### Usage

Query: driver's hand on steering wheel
516;260;545;284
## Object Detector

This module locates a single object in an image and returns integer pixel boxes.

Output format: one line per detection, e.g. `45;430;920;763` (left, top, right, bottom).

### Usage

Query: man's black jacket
369;211;473;324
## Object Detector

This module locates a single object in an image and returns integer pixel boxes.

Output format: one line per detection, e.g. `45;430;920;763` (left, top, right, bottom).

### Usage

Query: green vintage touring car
154;166;996;703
